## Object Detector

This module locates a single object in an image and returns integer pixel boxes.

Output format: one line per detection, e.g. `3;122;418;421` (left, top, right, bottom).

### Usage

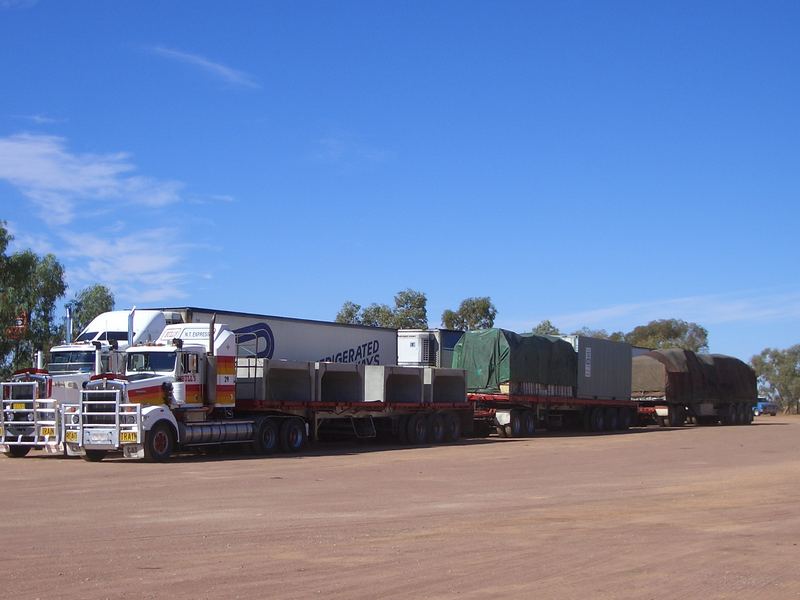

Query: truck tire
280;418;307;452
604;408;619;431
252;418;279;455
522;410;536;437
144;422;174;462
443;413;461;442
3;446;31;458
396;416;409;444
406;413;428;445
582;408;593;432
720;405;735;426
668;406;685;427
590;407;605;432
618;408;632;430
427;413;445;444
495;424;507;438
82;450;107;462
505;410;523;438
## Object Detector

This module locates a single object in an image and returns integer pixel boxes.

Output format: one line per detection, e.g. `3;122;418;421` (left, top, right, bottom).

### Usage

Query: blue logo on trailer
233;322;275;358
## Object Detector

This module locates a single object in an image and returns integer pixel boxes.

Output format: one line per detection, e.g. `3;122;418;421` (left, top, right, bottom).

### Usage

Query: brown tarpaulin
631;349;755;404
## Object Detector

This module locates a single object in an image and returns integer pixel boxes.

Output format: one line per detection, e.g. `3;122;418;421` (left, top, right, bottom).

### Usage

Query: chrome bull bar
0;382;61;448
63;389;142;450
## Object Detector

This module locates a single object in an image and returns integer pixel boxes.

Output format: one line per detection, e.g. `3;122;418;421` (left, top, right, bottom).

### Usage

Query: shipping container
560;335;632;401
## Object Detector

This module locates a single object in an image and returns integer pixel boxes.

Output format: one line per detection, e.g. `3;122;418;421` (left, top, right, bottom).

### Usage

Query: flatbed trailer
468;392;638;437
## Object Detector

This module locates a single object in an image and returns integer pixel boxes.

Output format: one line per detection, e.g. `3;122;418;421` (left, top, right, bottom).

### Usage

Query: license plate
120;431;137;443
65;430;78;443
40;426;55;437
11;403;26;410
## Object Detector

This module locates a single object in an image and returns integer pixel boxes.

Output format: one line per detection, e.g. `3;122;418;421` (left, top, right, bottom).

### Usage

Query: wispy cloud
150;46;260;89
516;290;800;332
188;193;235;205
0;0;37;9
314;131;390;169
60;229;196;303
0;133;183;225
12;113;65;124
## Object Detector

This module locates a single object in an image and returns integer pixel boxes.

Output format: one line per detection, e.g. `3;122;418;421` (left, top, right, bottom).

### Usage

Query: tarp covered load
631;349;756;404
452;329;577;394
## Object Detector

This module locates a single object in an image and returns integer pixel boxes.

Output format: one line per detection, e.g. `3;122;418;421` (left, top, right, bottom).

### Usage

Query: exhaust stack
127;306;136;347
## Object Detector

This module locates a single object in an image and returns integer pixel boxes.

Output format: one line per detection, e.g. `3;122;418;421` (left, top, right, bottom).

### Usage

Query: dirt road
3;416;799;599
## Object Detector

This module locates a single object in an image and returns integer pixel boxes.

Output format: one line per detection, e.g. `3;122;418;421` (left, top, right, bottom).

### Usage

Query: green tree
441;297;497;330
0;222;67;377
360;303;396;328
569;326;626;341
67;284;115;336
335;289;429;329
750;346;800;414
335;301;362;325
391;289;428;329
624;319;708;352
532;319;561;336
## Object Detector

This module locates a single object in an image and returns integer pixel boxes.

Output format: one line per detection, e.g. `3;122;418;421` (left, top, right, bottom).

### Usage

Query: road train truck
0;310;168;457
631;349;756;426
64;320;470;461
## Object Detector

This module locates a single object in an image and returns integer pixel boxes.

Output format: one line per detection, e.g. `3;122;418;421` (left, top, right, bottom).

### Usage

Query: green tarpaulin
452;328;577;393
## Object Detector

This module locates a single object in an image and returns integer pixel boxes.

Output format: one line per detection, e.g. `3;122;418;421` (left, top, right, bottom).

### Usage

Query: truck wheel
280;418;307;452
618;408;632;430
427;413;445;444
505;410;523;438
82;450;107;462
522;410;536;437
770;412;777;417
396;416;409;444
252;418;279;455
604;408;619;431
590;407;605;432
3;446;31;458
582;408;593;432
144;422;174;462
720;405;735;426
443;413;461;442
668;406;685;427
495;424;507;437
406;413;428;445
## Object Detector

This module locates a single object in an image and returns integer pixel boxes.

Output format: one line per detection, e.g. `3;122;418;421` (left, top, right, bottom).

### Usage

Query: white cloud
150;46;260;89
0;133;183;225
517;290;800;332
60;229;196;303
12;113;64;124
314;131;390;168
0;0;37;9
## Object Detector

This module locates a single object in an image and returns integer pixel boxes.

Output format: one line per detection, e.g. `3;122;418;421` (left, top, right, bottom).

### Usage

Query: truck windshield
48;351;95;373
127;352;176;373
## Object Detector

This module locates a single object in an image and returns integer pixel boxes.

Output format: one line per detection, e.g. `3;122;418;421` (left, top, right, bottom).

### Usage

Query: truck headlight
3;410;14;422
71;414;80;425
26;412;34;422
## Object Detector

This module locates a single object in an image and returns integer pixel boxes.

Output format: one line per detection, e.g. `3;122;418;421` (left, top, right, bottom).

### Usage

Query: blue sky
0;0;797;360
